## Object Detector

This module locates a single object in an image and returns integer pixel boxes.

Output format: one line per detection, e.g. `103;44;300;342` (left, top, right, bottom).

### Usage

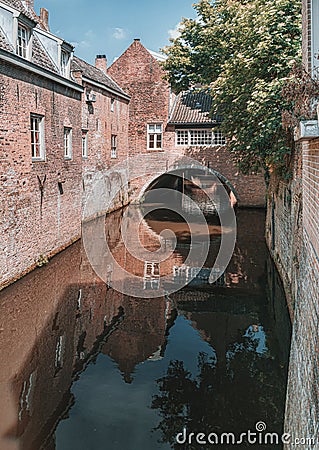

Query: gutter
0;49;84;93
168;121;221;126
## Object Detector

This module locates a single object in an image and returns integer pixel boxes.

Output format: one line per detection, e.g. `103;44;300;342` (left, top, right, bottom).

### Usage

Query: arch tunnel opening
141;167;238;220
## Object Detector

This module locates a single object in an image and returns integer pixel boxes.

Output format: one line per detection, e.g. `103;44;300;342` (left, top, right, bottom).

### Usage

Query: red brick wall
108;40;266;207
108;39;171;158
0;60;83;289
265;141;319;444
303;138;319;256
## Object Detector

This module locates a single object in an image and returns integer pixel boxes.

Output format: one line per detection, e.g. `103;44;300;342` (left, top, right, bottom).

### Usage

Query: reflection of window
111;134;117;158
17;24;30;58
18;372;35;421
147;124;162;150
82;130;88;158
176;129;226;146
64;127;72;159
144;262;160;290
31;114;45;160
55;335;64;369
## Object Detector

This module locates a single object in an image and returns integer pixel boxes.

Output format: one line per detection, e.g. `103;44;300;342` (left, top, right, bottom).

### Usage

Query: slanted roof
169;91;222;125
0;0;38;23
0;24;59;73
72;56;129;99
32;34;58;73
0;26;12;52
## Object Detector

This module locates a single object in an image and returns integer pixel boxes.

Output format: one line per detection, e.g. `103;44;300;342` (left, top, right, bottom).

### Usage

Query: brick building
265;0;319;445
0;0;84;289
108;39;266;207
71;55;130;191
0;0;131;289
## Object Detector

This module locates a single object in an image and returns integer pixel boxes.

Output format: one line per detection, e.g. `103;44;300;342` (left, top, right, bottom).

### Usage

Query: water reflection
0;209;291;450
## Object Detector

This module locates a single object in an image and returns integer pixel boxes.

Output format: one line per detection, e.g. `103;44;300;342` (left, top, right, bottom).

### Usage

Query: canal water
0;208;291;450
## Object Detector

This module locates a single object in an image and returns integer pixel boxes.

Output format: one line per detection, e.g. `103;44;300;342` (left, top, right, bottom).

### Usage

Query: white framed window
147;123;162;150
82;130;88;159
213;129;226;145
176;129;188;145
17;24;30;59
176;129;226;146
64;127;72;159
60;49;70;77
111;98;115;112
111;134;117;158
31;114;45;161
190;129;213;146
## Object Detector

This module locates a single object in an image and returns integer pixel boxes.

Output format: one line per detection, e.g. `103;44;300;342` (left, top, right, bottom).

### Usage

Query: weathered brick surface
266;139;319;446
0;60;83;289
72;68;130;213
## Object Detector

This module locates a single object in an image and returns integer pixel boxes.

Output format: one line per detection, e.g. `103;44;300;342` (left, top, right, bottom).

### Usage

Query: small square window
64;127;72;160
82;131;88;159
31;114;45;161
147;123;162;150
17;25;30;59
111;134;117;158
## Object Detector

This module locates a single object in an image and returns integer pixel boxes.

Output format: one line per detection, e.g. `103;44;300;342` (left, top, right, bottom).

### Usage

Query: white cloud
168;23;181;40
72;30;96;50
112;27;126;40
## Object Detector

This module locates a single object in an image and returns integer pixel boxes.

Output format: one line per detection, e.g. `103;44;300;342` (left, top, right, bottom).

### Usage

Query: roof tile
0;26;13;52
169;91;222;125
72;56;128;97
31;34;58;73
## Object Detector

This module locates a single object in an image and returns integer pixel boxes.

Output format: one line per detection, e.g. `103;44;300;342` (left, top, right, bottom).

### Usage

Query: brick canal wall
266;139;319;446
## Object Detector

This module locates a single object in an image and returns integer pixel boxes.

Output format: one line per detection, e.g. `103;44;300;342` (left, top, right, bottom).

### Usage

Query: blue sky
33;0;196;65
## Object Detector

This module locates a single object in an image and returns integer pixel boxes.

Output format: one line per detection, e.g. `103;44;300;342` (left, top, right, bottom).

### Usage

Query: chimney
95;55;107;74
40;8;49;31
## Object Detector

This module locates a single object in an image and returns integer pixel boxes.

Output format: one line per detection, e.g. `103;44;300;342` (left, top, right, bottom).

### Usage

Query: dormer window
17;24;30;59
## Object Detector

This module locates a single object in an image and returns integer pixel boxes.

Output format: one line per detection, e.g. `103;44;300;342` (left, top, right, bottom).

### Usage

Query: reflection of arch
137;165;239;203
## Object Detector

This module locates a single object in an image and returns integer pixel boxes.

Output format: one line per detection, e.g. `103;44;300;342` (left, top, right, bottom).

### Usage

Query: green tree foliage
163;0;301;174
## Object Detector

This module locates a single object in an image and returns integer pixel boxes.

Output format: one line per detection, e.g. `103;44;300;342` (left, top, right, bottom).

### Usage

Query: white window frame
111;134;117;158
31;114;45;161
64;127;72;160
82;130;88;159
312;0;319;76
111;98;115;112
147;123;163;150
16;24;31;59
60;49;70;78
175;128;226;146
